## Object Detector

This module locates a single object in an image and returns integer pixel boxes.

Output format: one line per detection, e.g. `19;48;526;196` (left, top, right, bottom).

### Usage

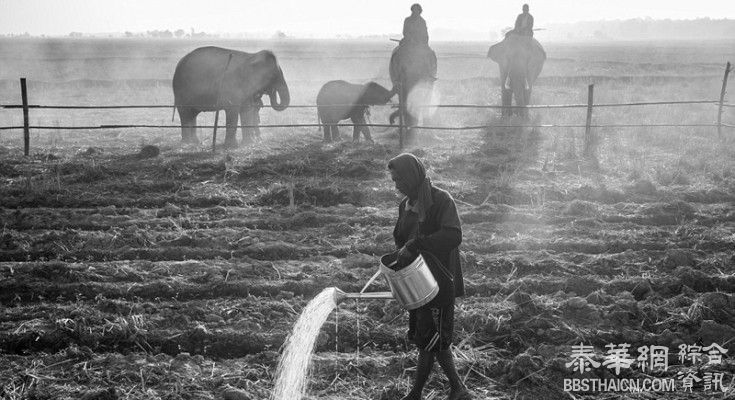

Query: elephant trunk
269;67;290;111
269;83;290;111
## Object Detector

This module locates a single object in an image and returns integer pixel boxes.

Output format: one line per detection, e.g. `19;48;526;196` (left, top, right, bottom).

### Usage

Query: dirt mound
156;203;184;218
660;248;697;270
563;199;599;216
641;200;697;225
254;182;366;207
697;320;735;344
0;161;20;177
137;145;160;159
504;351;544;383
625;178;657;196
78;147;104;158
235;143;391;181
577;184;625;203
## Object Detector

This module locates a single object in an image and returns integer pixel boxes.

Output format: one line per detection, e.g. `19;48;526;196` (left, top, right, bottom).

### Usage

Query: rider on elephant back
498;4;543;61
394;3;437;80
402;3;429;46
510;4;534;37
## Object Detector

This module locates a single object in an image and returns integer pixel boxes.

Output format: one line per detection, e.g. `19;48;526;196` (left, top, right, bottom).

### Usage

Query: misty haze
0;1;734;400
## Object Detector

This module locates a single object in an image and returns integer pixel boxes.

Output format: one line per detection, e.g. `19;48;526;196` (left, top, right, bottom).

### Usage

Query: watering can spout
333;288;394;304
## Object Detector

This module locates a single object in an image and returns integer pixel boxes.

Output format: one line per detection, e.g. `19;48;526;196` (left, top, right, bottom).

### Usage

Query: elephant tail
171;106;176;123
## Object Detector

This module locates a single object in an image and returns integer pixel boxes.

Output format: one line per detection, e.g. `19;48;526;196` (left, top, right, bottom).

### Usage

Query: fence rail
1;61;732;155
1;100;730;110
0;123;729;132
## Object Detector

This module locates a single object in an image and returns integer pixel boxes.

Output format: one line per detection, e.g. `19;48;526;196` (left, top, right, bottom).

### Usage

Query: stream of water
271;287;339;400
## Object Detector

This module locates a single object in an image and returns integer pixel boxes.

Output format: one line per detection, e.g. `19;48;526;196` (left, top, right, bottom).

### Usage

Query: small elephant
316;80;394;143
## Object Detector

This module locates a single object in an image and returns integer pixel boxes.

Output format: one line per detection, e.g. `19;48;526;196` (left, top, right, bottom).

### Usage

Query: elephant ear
487;40;506;63
527;39;546;84
252;51;281;73
242;51;278;92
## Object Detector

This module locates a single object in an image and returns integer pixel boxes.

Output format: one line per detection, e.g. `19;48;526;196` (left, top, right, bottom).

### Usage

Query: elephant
316;80;394;143
487;33;545;118
389;43;437;144
172;46;290;147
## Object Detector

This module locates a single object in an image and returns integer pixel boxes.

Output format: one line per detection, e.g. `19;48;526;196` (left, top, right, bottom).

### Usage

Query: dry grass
0;38;734;400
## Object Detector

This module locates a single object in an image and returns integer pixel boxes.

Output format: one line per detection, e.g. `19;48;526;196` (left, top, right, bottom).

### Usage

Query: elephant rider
395;3;437;80
402;3;429;46
388;153;472;400
512;4;534;37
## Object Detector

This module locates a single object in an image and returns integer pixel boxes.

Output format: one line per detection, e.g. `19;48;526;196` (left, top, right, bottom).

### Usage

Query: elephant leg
331;124;341;141
397;87;410;143
518;88;530;118
499;64;510;90
350;116;361;143
240;106;259;144
363;124;374;144
224;109;239;148
252;106;262;140
353;114;372;144
510;84;529;118
240;108;252;144
405;113;418;144
522;88;532;118
404;84;420;143
178;107;198;143
322;122;332;142
501;88;513;117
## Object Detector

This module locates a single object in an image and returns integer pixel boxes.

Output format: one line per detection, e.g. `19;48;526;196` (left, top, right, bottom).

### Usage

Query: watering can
334;251;438;310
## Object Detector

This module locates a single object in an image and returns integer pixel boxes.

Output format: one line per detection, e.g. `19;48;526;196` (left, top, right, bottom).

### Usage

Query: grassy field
0;38;734;399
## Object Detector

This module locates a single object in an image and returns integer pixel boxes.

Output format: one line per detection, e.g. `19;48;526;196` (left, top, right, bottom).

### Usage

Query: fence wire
0;96;732;134
0;100;727;110
0;123;731;132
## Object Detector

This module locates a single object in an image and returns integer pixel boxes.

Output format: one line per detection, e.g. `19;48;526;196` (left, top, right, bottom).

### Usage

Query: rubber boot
401;350;434;400
436;349;472;400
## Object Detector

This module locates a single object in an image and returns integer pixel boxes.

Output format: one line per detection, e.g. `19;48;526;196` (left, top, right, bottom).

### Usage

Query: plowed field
1;38;734;399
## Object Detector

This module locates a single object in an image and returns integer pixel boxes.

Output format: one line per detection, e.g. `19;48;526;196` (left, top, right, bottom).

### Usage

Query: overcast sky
1;0;734;36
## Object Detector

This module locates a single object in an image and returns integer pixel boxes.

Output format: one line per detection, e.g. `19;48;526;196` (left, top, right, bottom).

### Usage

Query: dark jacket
403;14;429;45
514;12;534;36
393;186;465;306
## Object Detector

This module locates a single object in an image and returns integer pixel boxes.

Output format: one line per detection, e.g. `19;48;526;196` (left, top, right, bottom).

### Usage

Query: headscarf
388;153;433;222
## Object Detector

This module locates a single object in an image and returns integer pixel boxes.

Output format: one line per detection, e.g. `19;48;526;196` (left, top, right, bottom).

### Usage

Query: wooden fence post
20;78;30;156
583;84;595;157
717;61;731;140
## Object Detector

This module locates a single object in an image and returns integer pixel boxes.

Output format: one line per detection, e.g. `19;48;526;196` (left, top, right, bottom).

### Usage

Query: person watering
388;153;472;400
